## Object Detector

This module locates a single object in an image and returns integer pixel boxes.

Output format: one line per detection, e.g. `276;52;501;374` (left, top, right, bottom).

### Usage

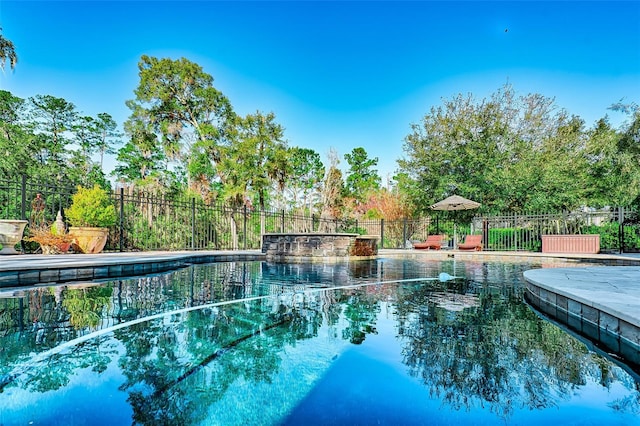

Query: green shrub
66;185;117;228
583;223;640;251
488;228;539;251
127;215;191;250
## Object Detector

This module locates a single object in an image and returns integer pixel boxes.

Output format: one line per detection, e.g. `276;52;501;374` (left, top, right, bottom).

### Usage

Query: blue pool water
0;258;638;425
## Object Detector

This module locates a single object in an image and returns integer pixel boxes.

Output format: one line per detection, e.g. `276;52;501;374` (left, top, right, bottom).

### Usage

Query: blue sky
1;1;639;183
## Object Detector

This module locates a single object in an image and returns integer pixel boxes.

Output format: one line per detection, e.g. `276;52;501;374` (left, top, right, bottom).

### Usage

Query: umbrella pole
453;223;457;249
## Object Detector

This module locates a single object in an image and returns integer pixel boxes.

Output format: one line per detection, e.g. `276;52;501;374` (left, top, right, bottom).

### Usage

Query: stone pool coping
523;267;640;369
0;250;265;288
523;267;640;329
383;248;640;266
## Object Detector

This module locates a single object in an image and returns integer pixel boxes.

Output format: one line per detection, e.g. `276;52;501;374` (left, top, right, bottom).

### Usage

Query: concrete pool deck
1;248;639;366
522;264;640;369
523;266;640;330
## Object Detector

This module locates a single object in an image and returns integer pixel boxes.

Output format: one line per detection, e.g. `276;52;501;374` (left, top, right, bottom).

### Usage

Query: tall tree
344;147;381;205
584;118;638;207
318;148;344;232
116;112;168;184
126;55;236;196
239;111;287;213
529;115;588;211
28;94;78;178
399;90;504;213
614;108;640;205
95;113;122;169
617;111;640;159
285;147;325;213
74;113;121;173
0;29;17;71
74;115;102;178
206;111;288;241
0;90;34;177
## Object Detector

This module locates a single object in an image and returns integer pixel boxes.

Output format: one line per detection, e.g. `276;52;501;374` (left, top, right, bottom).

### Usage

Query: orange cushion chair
413;234;443;250
457;234;483;251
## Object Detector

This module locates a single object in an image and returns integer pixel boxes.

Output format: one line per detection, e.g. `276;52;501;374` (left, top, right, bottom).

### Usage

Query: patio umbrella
430;195;481;253
430;195;481;211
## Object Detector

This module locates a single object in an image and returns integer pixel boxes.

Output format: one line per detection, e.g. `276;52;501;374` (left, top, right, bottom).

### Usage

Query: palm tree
0;29;17;71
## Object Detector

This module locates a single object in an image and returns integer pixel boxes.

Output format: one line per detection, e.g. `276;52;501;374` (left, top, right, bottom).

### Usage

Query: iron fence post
482;218;489;250
20;174;27;220
619;206;624;254
191;197;196;250
119;187;124;252
380;218;384;249
243;204;247;250
403;218;407;249
511;213;515;250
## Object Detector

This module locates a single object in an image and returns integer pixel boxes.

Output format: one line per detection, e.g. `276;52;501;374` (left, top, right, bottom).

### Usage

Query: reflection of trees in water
339;292;381;344
113;296;327;425
394;276;640;419
112;262;264;319
0;263;265;354
1;260;381;356
111;287;383;425
2;259;640;423
5;284;114;386
1;335;119;394
63;286;113;328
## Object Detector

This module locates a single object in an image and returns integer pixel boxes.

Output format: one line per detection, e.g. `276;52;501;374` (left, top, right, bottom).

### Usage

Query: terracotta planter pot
40;241;72;255
0;220;28;255
69;226;109;254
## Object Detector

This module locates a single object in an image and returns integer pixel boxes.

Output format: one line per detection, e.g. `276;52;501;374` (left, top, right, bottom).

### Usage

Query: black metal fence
1;176;638;253
476;209;638;253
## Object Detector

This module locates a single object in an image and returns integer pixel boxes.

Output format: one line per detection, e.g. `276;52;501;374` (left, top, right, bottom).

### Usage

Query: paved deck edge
523;269;640;369
0;251;266;289
522;268;640;328
379;249;640;265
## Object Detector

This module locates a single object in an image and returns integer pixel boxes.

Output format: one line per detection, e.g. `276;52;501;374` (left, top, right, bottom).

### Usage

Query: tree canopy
2;52;638;220
344;147;381;204
0;29;17;71
397;84;640;214
0;90;117;187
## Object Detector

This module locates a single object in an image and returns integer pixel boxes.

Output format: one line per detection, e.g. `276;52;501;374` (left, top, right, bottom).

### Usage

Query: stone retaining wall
261;233;379;262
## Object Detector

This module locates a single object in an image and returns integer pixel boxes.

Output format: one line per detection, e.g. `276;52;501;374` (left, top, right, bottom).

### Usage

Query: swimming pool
1;258;638;425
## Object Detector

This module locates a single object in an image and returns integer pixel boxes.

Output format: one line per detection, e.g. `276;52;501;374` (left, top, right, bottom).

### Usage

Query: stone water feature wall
261;233;379;263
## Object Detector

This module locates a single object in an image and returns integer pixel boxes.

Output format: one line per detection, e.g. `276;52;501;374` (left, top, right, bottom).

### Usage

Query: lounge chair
413;234;443;250
457;234;483;251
